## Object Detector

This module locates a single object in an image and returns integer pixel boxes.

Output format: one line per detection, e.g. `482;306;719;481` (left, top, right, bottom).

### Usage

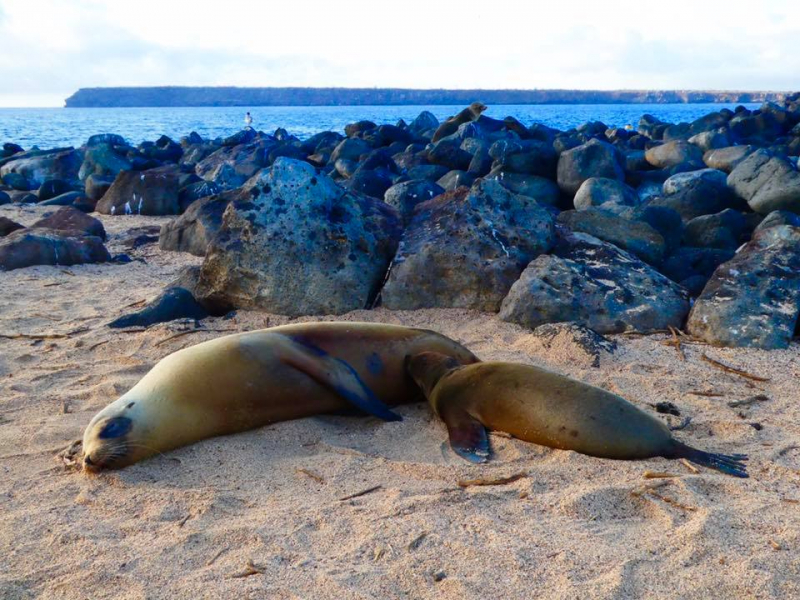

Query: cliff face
63;87;791;108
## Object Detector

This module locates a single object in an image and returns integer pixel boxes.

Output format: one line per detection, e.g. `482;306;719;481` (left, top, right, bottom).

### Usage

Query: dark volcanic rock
485;170;560;206
683;209;748;250
660;247;735;296
159;189;245;256
79;143;132;180
32;207;106;240
686;225;800;349
557;139;624;197
381;180;555;312
0;148;82;187
499;229;690;334
753;210;800;234
96;166;181;215
0;217;24;237
427;140;473;171
84;174;115;201
645;141;704;169
108;287;208;328
178;180;221;212
0;228;110;271
488;139;558;178
649;168;739;221
38;179;74;201
383;180;444;224
703;145;755;172
0;191;10;206
727;150;800;215
2;172;31;191
573;177;639;210
38;191;86;207
194;158;401;316
436;170;475;191
557;208;666;265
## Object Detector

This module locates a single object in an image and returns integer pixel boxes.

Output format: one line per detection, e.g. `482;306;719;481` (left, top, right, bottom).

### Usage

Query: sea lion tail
670;442;749;478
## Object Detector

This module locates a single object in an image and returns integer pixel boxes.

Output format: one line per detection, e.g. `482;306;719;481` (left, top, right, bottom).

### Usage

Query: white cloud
0;0;798;106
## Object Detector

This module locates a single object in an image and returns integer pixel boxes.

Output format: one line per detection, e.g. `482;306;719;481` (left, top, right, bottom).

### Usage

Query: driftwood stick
154;328;236;347
457;473;528;488
339;485;383;501
701;354;770;382
668;326;685;361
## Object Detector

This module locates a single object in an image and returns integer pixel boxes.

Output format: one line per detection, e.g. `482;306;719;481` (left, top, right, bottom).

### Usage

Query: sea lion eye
99;417;133;439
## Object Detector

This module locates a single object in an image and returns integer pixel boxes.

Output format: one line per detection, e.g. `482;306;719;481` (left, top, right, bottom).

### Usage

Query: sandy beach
1;206;799;600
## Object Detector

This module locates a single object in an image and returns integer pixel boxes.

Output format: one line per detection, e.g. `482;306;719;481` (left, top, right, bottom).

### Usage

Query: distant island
63;87;791;108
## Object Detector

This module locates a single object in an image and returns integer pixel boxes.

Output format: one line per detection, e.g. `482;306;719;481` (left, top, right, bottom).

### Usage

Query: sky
0;0;798;107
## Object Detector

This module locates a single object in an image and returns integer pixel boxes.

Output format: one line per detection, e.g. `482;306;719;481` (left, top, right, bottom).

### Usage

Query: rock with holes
381;179;555;312
96;166;181;215
193;158;401;316
499;229;690;333
383;180;444;224
0;228;110;271
686;224;800;349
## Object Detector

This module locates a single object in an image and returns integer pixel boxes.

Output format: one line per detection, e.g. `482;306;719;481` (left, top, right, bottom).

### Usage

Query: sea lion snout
82;411;139;472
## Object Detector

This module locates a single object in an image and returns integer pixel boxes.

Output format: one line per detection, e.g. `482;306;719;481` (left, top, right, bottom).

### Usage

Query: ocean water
0;103;760;149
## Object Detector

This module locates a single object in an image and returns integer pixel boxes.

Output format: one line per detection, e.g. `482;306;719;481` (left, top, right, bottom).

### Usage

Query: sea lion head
469;102;488;117
405;351;463;399
82;396;154;472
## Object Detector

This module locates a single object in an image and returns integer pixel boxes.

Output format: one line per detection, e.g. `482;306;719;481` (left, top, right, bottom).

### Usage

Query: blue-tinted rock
382;180;555;312
499;229;690;334
686;225;800;349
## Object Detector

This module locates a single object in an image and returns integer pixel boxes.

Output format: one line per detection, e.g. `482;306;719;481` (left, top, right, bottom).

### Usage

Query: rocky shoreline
2;96;800;349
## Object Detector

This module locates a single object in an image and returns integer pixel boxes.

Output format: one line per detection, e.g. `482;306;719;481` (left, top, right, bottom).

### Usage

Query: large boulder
660;247;735;296
32;207;106;240
573;177;639;211
682;209;749;250
330;138;371;163
557;208;666;265
727;150;800;215
410;111;439;136
703;145;755;172
0;228;109;271
194;143;271;189
381;180;555;312
557;139;624;197
427;140;473;171
649;168;739;221
383;180;444;224
79;143;132;180
645;141;704;169
0;148;82;187
499;230;690;334
686;225;800;349
489;139;558;178
193;158;401;316
96;166;181;215
485;170;560;206
160;189;246;256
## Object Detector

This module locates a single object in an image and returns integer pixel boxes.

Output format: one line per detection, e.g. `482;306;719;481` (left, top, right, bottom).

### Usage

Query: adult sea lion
407;353;748;477
431;102;487;142
82;323;478;471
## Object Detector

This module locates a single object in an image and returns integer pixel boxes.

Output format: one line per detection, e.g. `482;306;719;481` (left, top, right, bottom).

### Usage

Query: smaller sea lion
431;102;487;143
407;353;748;477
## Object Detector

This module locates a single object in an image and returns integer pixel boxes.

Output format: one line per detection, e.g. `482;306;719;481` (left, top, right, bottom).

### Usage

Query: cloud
0;0;798;106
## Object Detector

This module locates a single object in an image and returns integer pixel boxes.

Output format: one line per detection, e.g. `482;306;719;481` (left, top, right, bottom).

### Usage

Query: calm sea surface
0;104;760;149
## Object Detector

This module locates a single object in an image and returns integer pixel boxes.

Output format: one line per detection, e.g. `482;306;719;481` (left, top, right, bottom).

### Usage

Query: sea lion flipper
281;336;402;422
440;406;490;464
670;442;749;478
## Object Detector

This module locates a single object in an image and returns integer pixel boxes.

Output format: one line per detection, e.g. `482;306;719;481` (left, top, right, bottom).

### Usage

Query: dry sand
1;205;799;599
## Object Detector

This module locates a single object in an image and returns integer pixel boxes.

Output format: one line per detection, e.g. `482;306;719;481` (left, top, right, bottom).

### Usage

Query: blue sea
0;103;761;149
